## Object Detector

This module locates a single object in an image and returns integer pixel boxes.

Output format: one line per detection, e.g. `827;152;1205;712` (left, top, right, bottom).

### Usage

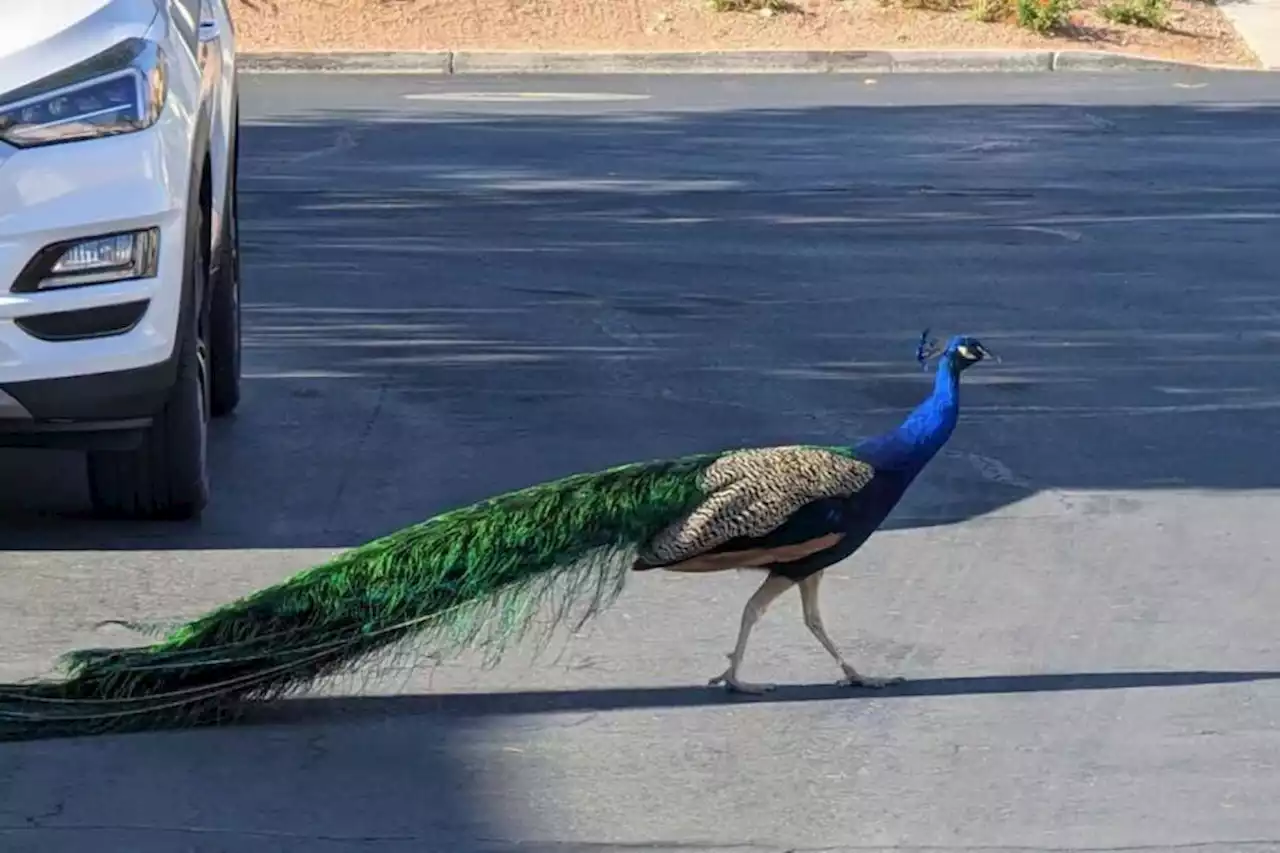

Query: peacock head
916;329;999;374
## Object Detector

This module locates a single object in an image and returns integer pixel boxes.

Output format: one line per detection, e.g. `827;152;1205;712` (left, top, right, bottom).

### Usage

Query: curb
237;48;1248;75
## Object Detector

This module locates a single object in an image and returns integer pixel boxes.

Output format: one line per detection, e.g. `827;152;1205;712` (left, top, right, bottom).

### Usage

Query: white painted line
404;91;652;102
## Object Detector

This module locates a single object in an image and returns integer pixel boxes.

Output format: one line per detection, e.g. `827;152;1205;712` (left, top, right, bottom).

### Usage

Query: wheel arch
206;73;239;295
166;95;214;382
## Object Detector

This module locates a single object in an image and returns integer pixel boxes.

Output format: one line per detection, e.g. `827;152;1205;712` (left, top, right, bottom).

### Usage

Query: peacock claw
708;670;776;695
839;671;904;689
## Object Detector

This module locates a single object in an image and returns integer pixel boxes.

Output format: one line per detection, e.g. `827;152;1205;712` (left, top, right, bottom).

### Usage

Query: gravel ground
228;0;1261;69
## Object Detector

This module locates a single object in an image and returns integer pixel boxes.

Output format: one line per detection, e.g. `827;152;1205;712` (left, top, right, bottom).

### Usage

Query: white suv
0;1;242;521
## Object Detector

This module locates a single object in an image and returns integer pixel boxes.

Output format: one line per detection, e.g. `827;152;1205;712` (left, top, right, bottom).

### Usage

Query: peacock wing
634;445;875;569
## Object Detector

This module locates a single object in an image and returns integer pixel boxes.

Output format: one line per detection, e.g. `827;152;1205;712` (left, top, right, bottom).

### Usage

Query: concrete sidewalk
1221;0;1280;68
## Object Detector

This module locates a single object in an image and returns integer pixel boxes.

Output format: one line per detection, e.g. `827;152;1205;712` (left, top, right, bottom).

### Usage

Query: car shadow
1;89;1279;555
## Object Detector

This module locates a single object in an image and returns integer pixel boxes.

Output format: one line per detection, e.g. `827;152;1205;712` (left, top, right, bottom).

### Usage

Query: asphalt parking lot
2;70;1279;852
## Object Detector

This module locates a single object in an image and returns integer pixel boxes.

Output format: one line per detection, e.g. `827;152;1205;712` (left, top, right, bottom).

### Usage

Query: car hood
0;0;163;99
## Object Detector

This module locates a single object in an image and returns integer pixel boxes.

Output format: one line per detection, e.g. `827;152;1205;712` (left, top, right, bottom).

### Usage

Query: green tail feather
0;451;722;741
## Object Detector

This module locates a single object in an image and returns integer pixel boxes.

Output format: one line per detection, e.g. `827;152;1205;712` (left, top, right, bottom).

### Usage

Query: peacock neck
854;358;961;475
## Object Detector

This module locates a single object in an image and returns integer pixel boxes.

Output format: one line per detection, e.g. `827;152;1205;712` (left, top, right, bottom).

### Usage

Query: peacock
0;330;996;741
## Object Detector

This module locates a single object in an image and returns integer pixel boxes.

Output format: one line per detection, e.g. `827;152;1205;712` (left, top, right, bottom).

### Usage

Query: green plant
1099;0;1169;27
970;0;1012;22
1016;0;1072;32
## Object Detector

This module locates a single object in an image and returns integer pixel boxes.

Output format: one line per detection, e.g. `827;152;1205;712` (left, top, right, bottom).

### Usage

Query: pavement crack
323;382;388;532
22;799;64;828
2;825;1279;853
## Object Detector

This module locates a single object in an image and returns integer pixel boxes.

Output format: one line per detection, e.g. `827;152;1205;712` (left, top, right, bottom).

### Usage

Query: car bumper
0;358;178;448
0;115;192;447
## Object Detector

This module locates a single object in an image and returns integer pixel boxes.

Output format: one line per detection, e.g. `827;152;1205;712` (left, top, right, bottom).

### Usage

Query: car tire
209;98;241;418
85;202;212;521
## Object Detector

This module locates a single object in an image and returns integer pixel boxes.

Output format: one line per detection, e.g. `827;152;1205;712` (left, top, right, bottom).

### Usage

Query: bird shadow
241;668;1280;728
3;669;1273;746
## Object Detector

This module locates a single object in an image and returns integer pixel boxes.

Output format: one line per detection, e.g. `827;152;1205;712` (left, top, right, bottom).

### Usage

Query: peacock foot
708;668;776;695
838;668;905;689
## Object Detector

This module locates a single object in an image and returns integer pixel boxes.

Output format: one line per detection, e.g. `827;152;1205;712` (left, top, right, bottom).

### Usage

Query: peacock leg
708;573;794;694
798;571;904;689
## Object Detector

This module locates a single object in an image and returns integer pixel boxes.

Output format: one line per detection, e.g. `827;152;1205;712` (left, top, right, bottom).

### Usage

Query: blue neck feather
852;356;961;476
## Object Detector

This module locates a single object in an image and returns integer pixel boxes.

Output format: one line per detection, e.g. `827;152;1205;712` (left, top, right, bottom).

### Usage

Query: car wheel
209;98;241;418
85;203;212;521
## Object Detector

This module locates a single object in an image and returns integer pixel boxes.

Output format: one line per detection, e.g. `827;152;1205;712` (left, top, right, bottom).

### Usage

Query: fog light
51;234;137;275
24;228;159;291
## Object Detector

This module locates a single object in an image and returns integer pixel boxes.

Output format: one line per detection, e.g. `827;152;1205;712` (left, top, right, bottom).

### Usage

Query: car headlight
0;37;167;149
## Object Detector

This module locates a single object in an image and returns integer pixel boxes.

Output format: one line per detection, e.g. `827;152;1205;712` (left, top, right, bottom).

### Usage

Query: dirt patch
229;0;1260;69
